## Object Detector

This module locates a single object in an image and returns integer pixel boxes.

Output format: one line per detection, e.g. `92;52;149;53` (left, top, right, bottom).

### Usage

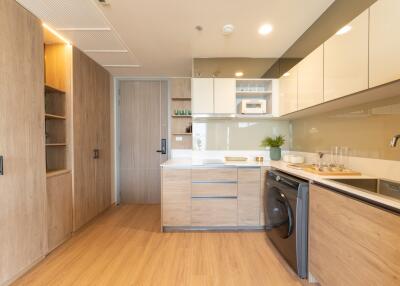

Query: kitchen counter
161;158;400;211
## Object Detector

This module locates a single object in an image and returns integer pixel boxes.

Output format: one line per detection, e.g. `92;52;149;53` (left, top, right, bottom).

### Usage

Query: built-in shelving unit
170;79;192;149
236;79;274;115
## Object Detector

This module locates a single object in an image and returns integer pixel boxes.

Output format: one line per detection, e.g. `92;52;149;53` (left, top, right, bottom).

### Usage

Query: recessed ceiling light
258;24;273;36
283;72;290;77
336;25;352;35
235;71;244;77
223;24;235;35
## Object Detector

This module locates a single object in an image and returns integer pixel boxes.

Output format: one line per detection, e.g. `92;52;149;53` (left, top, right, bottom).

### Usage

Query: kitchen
1;0;400;285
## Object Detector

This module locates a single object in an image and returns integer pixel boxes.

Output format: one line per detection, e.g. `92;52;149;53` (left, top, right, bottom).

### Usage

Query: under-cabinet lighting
336;25;352;35
42;23;71;46
235;71;244;77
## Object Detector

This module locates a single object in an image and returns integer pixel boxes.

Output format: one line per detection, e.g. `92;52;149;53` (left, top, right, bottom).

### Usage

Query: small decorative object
188;110;192;115
174;109;179;115
260;135;285;161
255;156;264;162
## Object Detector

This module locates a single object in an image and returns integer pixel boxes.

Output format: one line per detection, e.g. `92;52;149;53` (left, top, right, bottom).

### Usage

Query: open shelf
46;169;70;178
46;143;67;147
45;113;66;120
172;115;192;118
45;84;66;94
171;97;191;100
172;133;192;135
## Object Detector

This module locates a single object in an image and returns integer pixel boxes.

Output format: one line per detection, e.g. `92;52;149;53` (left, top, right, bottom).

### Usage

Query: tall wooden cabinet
0;0;46;284
72;48;111;231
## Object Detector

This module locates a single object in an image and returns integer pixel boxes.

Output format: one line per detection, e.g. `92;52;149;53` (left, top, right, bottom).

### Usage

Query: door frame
113;77;171;205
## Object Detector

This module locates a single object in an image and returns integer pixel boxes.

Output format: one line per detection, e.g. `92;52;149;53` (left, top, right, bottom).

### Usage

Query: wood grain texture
162;168;191;226
309;184;400;286
192;168;237;182
259;167;269;226
192;198;237;226
170;78;191;98
13;205;305;286
119;80;168;204
238;168;261;226
45;44;67;92
0;0;46;284
46;172;72;253
72;48;111;231
192;182;237;197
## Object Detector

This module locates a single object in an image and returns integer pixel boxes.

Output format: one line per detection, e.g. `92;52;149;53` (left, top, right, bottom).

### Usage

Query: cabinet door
298;45;323;110
192;78;214;114
192;198;237;226
369;0;400;88
238;168;260;226
279;65;298;115
47;172;72;252
324;10;368;101
162;168;191;226
309;184;400;286
214;78;236;114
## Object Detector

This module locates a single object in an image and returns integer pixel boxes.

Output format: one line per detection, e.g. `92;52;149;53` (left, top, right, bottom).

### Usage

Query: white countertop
161;158;400;211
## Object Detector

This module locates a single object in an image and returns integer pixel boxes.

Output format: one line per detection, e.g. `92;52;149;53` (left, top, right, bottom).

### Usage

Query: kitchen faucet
390;134;400;147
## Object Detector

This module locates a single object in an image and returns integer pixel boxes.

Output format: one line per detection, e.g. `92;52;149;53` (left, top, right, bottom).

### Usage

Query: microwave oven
239;99;267;114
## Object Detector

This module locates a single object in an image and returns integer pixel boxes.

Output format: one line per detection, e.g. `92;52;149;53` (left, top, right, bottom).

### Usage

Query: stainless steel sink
328;178;400;201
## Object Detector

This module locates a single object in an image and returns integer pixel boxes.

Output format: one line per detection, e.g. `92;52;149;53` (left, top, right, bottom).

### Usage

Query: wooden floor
14;205;306;286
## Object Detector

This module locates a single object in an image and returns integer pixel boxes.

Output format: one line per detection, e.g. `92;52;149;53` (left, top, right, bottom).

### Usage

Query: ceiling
16;0;334;77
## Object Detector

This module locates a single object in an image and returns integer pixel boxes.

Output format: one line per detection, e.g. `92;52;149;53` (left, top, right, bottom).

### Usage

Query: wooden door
0;0;46;284
119;80;168;203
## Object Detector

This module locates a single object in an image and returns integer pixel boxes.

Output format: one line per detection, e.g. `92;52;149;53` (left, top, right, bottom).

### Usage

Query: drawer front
191;198;237;226
192;182;237;197
192;168;237;182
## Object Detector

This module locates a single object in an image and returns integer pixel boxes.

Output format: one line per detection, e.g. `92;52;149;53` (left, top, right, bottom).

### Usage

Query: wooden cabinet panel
279;65;298;115
192;168;237;182
162;168;191;226
309;184;400;286
259;167;268;226
45;44;67;92
192;198;237;226
192;182;237;197
324;10;368;101
238;168;260;226
369;0;400;88
297;45;323;110
0;1;46;284
214;78;236;114
170;78;191;98
192;78;214;114
47;172;72;252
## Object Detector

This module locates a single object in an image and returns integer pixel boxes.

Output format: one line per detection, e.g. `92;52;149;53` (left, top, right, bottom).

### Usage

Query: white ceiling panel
85;51;138;66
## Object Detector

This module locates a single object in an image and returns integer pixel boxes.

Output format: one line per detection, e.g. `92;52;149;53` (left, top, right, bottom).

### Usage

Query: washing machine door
266;186;294;239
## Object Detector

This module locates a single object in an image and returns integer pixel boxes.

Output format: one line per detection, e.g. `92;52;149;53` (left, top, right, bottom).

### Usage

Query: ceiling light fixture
103;64;141;68
223;24;235;35
235;71;244;77
336;25;352;35
283;72;290;77
258;24;273;36
42;23;71;46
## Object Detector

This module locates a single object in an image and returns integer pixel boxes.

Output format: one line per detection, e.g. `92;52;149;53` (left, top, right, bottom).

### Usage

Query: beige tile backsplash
290;96;400;161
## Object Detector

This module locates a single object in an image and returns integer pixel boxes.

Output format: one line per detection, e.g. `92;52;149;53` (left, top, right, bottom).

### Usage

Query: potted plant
260;135;285;161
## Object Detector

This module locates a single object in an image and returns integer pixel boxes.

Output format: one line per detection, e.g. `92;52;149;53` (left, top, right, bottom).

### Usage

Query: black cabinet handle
93;149;100;159
156;139;167;154
0;155;3;175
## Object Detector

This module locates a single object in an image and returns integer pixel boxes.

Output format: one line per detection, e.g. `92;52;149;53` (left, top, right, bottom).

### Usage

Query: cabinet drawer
192;168;237;182
192;182;237;197
191;198;237;226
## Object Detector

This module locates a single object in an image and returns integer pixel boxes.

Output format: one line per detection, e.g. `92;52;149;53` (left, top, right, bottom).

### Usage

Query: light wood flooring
14;205;306;286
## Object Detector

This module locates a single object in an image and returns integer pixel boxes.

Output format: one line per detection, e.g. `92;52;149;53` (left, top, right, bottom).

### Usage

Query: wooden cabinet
46;172;72;252
162;168;191;226
214;78;236;114
238;168;260;226
0;1;46;284
297;45;323;110
192;78;214;114
192;167;237;182
324;10;368;102
369;0;400;88
279;65;298;115
192;198;237;226
72;48;111;231
309;184;400;286
259;167;268;226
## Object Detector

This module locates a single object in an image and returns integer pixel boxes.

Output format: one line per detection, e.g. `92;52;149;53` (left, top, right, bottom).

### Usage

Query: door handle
0;155;3;175
156;139;167;154
93;149;100;159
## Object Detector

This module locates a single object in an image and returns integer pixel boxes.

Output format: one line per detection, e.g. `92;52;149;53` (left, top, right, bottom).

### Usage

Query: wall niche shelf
45;113;66;120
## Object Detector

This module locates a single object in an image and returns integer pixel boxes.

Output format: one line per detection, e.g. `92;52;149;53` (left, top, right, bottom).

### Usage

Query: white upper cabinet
369;0;400;88
192;78;214;114
214;78;236;114
297;45;324;110
279;65;298;116
324;10;368;102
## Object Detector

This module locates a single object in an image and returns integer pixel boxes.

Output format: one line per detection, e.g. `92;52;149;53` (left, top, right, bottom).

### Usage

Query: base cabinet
46;172;73;252
192;198;237;226
309;184;400;286
238;168;261;226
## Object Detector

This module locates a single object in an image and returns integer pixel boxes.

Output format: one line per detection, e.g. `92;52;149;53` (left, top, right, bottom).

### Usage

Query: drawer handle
192;196;238;199
192;181;237;184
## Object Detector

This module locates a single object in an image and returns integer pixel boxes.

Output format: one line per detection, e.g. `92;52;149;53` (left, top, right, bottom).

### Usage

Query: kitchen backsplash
192;118;290;151
290;95;400;161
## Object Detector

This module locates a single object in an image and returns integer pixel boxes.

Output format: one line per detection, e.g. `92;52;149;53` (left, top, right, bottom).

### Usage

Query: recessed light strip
103;64;141;68
42;23;71;45
85;50;128;53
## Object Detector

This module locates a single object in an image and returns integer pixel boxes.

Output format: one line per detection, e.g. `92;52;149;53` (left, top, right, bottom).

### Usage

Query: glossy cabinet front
279;65;298;115
324;10;369;102
214;78;236;114
192;78;214;114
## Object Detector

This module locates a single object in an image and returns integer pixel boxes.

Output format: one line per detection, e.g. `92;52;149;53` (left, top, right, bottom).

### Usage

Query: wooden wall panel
73;48;111;231
0;0;46;284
